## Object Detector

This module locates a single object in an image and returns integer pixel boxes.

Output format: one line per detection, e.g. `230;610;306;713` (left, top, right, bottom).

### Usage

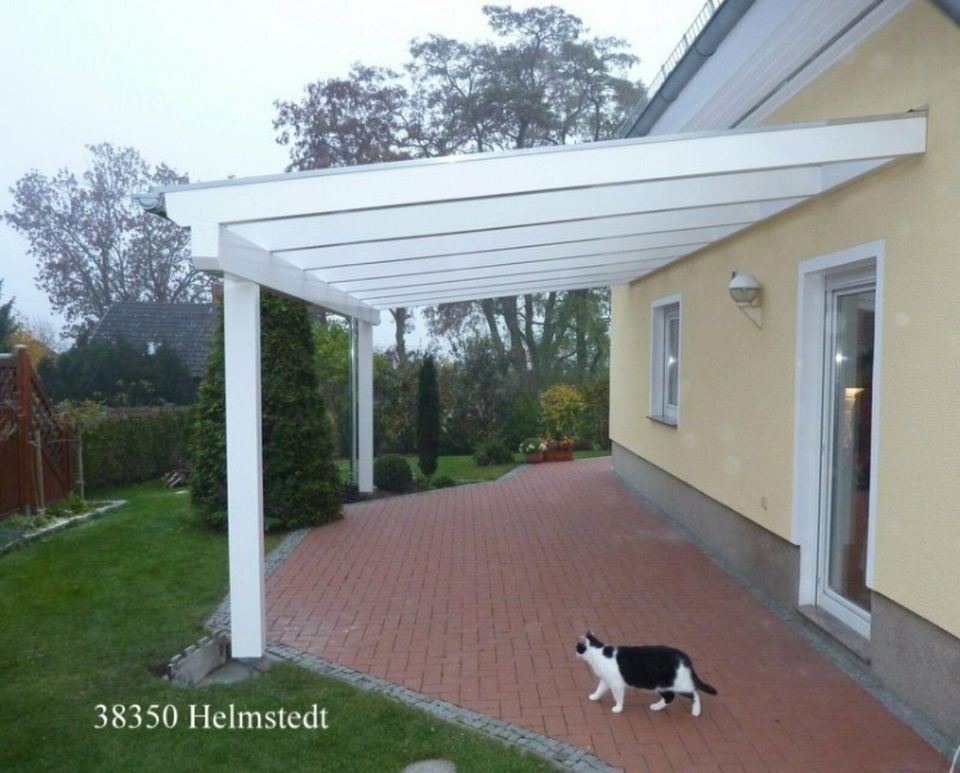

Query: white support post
223;273;266;658
357;320;374;493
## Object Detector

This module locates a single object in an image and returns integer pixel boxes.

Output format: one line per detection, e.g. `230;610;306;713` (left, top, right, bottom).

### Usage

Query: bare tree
5;143;208;339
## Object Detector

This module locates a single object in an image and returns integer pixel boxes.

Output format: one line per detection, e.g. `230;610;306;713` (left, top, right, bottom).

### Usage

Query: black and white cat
575;631;717;716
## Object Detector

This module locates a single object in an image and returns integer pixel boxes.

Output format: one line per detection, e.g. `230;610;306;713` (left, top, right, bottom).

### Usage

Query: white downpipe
223;273;266;658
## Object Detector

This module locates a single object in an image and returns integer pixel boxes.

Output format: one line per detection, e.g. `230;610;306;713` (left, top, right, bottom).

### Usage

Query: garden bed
0;499;125;554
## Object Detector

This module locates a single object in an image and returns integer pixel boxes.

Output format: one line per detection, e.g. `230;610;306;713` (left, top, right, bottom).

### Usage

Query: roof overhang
145;111;926;322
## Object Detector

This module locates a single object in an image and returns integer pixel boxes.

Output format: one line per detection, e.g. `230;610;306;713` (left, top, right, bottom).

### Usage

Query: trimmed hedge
82;406;191;490
374;454;413;492
473;438;514;466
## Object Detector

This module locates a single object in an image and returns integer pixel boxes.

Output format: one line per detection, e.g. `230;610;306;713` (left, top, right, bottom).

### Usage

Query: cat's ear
586;629;593;637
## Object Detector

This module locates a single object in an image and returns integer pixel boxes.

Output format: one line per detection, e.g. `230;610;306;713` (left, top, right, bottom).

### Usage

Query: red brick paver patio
266;459;944;772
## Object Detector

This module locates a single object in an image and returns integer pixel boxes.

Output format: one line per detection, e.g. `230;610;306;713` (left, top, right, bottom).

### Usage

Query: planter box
524;452;544;463
544;448;574;462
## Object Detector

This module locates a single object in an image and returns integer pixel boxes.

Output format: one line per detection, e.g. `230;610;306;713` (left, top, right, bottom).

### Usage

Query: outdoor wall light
728;271;762;328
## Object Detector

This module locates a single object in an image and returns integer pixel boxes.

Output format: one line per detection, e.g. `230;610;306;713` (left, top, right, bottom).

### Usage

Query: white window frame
792;240;884;634
650;293;682;425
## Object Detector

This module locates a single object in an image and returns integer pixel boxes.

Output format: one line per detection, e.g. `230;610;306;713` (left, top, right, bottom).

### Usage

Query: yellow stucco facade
610;1;960;638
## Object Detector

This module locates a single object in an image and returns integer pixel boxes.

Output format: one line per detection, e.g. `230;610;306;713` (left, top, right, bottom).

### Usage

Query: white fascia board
372;273;646;308
736;0;913;129
359;267;653;304
314;233;724;286
218;229;380;324
330;247;701;294
228;166;824;252
160;114;925;228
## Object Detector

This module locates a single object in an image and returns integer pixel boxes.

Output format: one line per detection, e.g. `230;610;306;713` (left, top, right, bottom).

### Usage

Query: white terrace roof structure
139;110;926;659
146;111;926;324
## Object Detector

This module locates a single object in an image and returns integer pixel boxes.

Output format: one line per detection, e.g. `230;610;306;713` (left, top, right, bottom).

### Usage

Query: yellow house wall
610;0;960;638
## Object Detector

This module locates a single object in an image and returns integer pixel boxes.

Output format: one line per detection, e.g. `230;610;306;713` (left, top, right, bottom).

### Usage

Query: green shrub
539;383;586;440
416;355;440;477
431;475;456;489
473;438;514;466
500;391;541;449
81;406;191;490
374;454;413;491
190;292;341;532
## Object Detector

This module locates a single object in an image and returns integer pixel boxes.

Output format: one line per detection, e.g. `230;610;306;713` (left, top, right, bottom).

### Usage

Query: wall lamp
728;271;762;328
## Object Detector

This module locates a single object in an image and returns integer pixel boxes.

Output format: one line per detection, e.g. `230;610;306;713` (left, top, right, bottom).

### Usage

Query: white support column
223;273;265;658
357;320;374;493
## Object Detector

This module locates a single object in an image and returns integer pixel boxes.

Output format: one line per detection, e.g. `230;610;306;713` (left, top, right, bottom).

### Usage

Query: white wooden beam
230;167;823;251
223;274;265;659
276;212;756;267
322;241;711;292
213;229;380;324
349;256;682;299
369;270;649;307
357;321;374;494
161;114;925;226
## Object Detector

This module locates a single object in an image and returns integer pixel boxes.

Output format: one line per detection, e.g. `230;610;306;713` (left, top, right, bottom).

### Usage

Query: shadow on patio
265;458;943;772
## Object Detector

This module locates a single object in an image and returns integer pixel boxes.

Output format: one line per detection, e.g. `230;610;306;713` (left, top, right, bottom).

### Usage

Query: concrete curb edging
0;500;126;555
266;641;618;773
206;527;310;633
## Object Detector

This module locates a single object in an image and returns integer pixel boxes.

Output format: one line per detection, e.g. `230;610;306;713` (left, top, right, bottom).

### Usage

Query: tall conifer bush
190;292;341;530
416;355;440;477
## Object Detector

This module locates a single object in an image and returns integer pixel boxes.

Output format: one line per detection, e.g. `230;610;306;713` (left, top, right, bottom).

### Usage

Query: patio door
816;271;875;637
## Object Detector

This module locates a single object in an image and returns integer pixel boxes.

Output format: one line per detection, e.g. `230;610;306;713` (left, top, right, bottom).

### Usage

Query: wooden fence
0;346;71;517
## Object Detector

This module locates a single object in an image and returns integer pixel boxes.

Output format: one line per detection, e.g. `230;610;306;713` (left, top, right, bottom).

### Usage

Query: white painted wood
217;229;380;324
276;209;758;266
229;166;825;252
305;233;726;286
369;272;647;308
357;321;374;494
338;250;695;295
739;0;913;129
161;114;924;228
223;274;265;658
647;0;910;134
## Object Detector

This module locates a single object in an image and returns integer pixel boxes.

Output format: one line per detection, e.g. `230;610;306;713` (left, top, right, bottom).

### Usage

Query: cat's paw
691;702;702;718
650;699;667;711
611;704;623;714
588;692;602;701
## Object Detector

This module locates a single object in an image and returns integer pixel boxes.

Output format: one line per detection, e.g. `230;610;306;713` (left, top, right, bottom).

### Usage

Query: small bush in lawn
432;475;456;489
374;454;413;492
473;438;514;466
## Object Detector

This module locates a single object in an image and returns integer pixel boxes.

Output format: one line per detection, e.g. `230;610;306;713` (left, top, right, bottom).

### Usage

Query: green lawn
0;482;554;772
337;449;611;486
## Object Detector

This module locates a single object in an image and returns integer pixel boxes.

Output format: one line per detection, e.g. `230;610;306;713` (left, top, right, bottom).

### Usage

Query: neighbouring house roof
91;302;216;378
137;111;926;319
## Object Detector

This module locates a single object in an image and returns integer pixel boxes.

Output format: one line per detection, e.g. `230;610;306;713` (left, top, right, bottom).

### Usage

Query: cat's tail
692;669;718;696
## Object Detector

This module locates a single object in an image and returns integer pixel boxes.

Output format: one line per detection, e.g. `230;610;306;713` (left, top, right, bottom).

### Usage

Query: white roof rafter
148;112;926;318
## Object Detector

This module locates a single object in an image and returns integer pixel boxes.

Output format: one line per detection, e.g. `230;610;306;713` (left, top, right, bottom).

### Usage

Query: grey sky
0;0;706;349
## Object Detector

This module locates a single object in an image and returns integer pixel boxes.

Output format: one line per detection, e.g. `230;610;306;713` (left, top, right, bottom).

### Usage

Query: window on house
651;297;681;424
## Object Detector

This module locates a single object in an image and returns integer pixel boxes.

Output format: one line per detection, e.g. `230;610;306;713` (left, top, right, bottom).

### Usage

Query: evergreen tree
38;337;194;406
0;280;16;351
416;354;440;477
190;292;341;531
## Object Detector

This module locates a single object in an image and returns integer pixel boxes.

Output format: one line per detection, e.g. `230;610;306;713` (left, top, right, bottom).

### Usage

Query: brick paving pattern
266;459;945;772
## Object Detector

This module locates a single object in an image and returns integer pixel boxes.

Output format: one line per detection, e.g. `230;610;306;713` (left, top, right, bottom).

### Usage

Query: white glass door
817;272;875;637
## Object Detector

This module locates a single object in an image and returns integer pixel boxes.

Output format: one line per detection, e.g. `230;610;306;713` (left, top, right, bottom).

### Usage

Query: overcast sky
0;0;706;349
